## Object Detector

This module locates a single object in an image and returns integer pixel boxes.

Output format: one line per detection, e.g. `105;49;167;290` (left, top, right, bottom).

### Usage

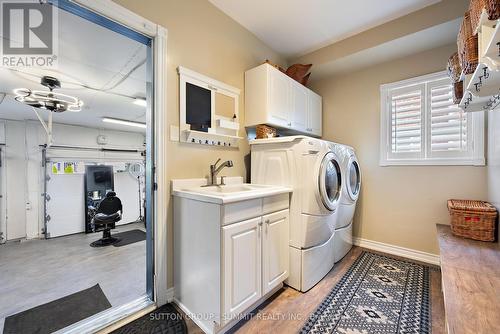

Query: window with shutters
380;72;484;166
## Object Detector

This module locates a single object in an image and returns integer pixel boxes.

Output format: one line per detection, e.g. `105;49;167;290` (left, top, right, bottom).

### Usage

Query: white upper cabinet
268;68;291;127
291;82;308;132
308;91;322;136
245;63;322;137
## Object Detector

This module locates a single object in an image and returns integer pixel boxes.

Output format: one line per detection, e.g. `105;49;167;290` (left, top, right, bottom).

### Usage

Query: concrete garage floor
0;223;146;332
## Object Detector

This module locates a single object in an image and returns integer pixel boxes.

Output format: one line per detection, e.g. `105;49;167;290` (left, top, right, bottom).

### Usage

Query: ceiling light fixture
133;97;147;107
102;117;146;129
13;76;83;113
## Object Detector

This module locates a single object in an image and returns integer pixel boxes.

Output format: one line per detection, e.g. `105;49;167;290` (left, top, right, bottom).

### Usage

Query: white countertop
171;177;292;204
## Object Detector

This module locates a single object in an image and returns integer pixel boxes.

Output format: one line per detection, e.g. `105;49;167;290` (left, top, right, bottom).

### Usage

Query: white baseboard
173;298;213;334
166;287;175;303
353;237;440;266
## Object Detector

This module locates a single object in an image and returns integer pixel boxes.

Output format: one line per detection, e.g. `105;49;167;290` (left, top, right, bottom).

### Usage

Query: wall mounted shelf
216;118;239;131
483;22;500;71
178;66;242;147
459;16;500;112
460;89;500;112
181;129;242;148
466;64;500;98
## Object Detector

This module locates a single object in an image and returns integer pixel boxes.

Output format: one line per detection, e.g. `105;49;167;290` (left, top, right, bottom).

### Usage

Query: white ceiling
209;0;441;57
0;7;148;133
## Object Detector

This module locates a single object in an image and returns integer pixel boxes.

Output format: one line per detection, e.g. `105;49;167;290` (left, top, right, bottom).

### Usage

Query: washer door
319;152;341;211
346;156;361;201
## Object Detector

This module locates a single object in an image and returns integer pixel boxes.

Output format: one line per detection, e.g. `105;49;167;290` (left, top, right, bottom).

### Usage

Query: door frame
55;0;168;332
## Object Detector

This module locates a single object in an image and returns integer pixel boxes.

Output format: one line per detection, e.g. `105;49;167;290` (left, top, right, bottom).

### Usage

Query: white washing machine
330;143;361;263
251;136;342;291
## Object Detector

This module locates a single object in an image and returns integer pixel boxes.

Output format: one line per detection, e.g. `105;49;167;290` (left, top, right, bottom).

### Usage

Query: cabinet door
308;92;322;136
262;209;289;295
291;82;308;132
222;217;262;319
268;69;291;127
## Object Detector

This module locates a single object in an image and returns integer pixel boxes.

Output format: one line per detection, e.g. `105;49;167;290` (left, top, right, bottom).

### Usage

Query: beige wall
114;0;286;287
310;44;488;255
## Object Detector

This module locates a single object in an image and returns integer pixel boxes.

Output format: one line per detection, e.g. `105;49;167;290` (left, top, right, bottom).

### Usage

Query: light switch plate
170;125;179;141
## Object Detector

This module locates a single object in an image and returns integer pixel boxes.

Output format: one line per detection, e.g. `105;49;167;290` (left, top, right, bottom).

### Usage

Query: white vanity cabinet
173;180;291;334
261;209;290;294
245;63;322;137
222;208;289;320
222;216;262;318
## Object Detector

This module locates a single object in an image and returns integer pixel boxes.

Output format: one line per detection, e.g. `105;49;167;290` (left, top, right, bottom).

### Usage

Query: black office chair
90;191;123;247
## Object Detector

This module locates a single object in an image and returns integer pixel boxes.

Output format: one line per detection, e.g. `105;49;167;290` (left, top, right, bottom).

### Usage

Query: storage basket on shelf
447;199;498;242
447;52;462;83
256;124;277;139
487;0;500;20
457;10;479;74
470;0;500;34
453;80;464;104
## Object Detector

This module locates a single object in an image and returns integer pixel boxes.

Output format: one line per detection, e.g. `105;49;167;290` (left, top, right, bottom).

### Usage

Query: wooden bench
436;224;500;333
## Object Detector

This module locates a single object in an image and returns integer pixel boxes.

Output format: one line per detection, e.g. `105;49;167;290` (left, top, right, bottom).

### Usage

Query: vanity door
262;209;289;294
222;217;262;320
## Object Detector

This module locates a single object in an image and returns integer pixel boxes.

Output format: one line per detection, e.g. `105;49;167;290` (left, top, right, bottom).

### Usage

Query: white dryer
330;143;361;262
251;136;342;291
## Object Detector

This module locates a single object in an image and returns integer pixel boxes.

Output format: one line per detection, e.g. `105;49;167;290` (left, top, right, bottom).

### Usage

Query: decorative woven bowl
285;64;312;86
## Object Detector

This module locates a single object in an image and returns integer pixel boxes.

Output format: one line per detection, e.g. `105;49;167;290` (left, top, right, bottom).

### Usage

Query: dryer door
346;156;361;201
319;152;341;211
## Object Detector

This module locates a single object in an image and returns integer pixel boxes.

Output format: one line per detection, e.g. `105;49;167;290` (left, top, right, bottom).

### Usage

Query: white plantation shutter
380;72;484;166
428;80;469;155
390;86;423;156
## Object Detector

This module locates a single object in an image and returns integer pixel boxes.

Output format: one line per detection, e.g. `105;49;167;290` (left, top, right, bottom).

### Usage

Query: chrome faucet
208;158;233;186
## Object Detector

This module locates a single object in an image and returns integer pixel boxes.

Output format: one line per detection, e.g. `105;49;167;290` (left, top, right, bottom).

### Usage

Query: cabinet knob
288;122;292;126
258;221;263;226
265;220;270;224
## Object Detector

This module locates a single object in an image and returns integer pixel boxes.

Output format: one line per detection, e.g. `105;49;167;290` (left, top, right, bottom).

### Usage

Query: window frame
379;71;485;166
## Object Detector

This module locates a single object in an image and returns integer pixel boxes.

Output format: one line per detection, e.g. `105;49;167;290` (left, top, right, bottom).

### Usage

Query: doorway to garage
0;1;159;332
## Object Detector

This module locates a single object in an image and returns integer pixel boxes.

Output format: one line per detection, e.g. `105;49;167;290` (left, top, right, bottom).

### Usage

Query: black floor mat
112;304;187;334
3;284;111;334
112;229;146;247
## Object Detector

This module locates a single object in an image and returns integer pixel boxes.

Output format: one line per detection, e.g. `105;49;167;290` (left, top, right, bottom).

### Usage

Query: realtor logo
1;0;58;67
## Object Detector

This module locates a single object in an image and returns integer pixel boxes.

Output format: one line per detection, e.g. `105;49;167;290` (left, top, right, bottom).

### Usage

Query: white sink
172;177;292;204
191;184;269;195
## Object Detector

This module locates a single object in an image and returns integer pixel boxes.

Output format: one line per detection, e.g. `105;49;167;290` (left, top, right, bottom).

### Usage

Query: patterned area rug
301;251;431;334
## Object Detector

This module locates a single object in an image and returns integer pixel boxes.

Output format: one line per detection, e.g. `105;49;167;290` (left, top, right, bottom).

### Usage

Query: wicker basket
487;0;500;20
453;81;464;104
457;11;479;74
447;52;462;83
256;124;277;139
470;0;500;34
470;0;488;34
447;199;498;242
